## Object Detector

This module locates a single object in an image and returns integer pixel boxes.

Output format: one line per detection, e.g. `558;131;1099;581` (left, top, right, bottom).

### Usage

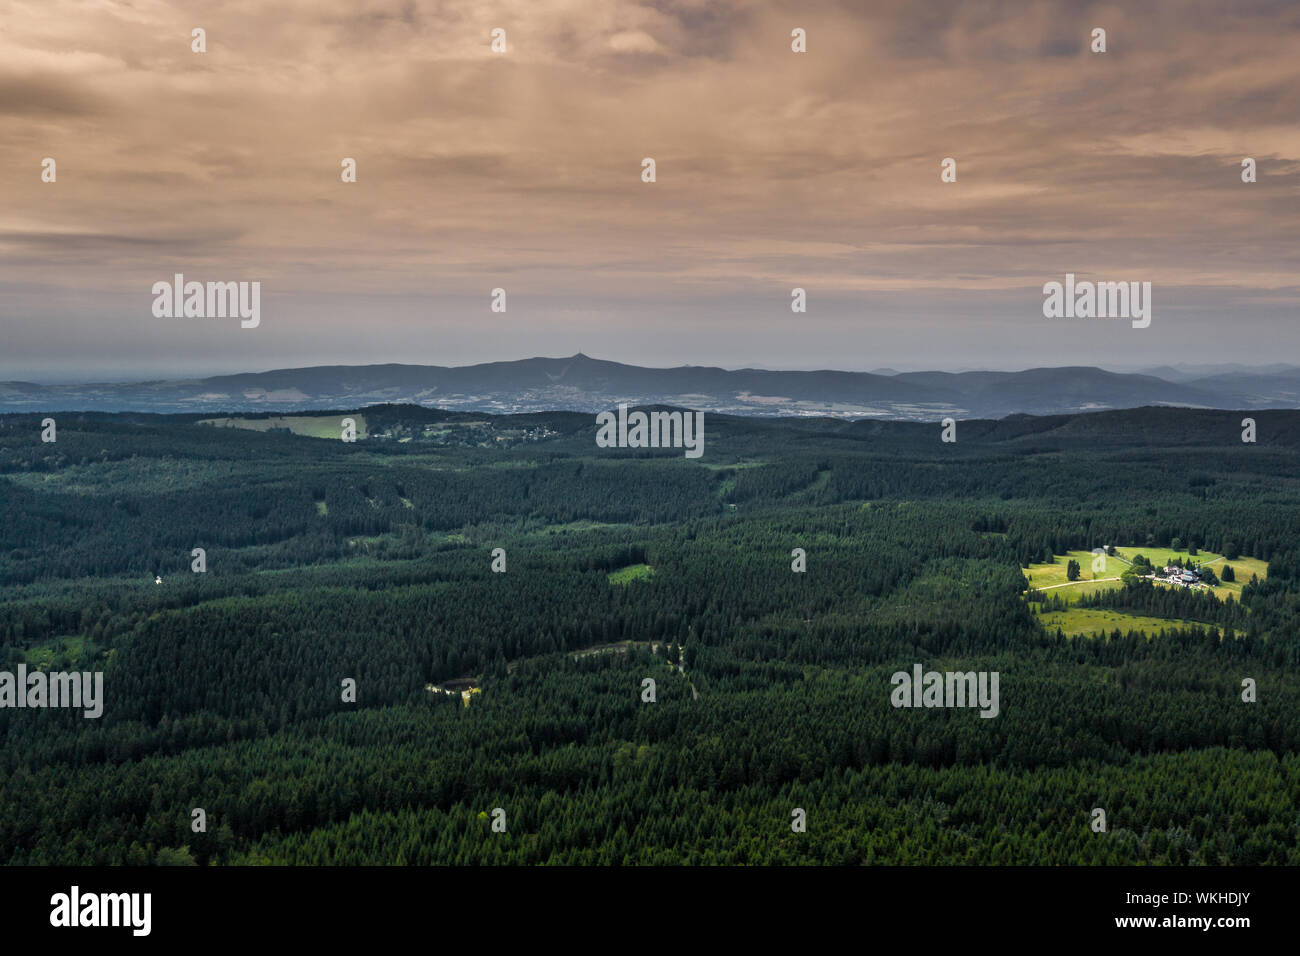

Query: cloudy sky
2;0;1298;381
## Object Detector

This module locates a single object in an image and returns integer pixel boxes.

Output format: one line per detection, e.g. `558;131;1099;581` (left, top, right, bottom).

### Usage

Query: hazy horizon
9;351;1300;388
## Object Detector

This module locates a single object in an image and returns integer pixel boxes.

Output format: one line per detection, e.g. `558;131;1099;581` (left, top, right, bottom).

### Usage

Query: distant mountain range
4;354;1300;420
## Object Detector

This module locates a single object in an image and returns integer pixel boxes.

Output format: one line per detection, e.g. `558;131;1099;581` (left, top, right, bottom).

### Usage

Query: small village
1117;548;1224;591
1150;564;1207;589
1149;561;1216;590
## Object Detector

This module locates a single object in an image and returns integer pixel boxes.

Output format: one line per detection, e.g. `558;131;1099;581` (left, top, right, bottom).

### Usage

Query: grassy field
608;563;655;585
1028;577;1126;604
21;635;92;669
1198;555;1270;600
1023;550;1119;604
1036;606;1221;639
199;414;367;439
1113;545;1224;568
1209;555;1270;593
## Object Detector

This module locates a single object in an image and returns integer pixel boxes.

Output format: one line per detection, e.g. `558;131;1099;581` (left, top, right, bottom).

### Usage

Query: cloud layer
2;0;1298;378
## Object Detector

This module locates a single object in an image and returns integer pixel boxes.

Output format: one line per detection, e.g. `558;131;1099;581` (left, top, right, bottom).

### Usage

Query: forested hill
7;401;1300;451
2;403;1298;580
1;404;1298;865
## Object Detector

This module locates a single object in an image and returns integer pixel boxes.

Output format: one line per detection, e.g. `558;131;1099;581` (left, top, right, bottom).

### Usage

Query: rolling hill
1;353;1295;420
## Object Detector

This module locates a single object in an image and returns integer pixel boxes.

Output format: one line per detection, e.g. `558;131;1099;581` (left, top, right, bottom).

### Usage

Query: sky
2;0;1299;382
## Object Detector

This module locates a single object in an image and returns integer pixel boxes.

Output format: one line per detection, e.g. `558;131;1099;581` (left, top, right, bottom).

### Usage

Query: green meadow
200;414;367;440
1036;606;1221;639
607;563;655;585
